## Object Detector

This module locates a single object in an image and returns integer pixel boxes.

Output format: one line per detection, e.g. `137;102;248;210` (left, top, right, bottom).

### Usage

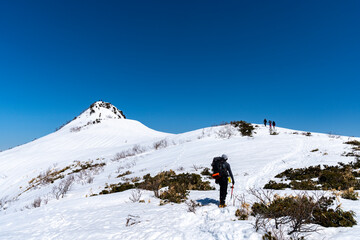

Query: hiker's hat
221;154;228;160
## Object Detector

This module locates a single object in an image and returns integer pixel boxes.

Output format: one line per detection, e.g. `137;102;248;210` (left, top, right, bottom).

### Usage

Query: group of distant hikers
263;118;276;129
212;119;278;207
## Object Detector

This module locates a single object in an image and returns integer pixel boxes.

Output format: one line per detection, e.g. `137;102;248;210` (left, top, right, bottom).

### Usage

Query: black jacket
223;161;235;184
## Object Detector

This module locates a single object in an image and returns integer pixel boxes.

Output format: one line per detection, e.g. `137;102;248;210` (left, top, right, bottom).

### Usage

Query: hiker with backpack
211;154;235;208
264;119;267;127
269;120;272;129
273;121;276;129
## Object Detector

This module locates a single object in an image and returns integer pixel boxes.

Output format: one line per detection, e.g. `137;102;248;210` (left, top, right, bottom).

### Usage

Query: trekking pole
230;185;234;200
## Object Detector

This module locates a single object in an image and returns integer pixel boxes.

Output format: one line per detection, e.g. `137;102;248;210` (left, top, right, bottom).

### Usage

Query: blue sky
0;0;359;150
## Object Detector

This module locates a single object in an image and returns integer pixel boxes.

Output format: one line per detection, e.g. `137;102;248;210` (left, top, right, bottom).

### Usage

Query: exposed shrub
160;185;188;203
319;166;358;190
345;140;360;146
200;167;212;177
313;205;356;227
129;189;142;202
138;171;175;197
342;152;360;157
70;126;82;132
302;132;312;136
70;161;105;174
112;151;132;161
341;187;359;200
111;145;145;162
290;180;320;190
213;121;229;126
0;196;10;211
231;121;255;137
275;165;321;181
235;208;249;220
75;164;102;186
117;170;132;178
269;163;360;191
126;214;140;227
177;166;185;171
28;166;71;190
31;197;42;208
191;164;201;171
261;232;278;240
99;182;135;195
186;199;201;213
52;175;75;199
264;180;290;190
234;194;251;220
132;144;145;154
139;171;214;203
95;170;214;203
251;189;356;237
153;139;168;150
216;125;236;139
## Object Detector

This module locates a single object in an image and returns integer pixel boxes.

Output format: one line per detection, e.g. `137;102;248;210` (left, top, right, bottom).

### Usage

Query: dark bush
153;139;168;150
261;232;277;240
252;194;356;234
313;207;356;227
264;180;290;190
235;208;249;220
275;165;321;181
138;171;176;196
345;140;360;146
341;188;359;200
319;166;358;190
200;167;212;177
99;182;135;195
290;180;320;190
96;170;214;203
269;163;360;191
159;184;188;203
71;162;105;174
117;170;132;178
230;121;255;137
140;171;214;203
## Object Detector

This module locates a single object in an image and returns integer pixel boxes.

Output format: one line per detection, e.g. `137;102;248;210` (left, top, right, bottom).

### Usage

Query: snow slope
0;102;359;240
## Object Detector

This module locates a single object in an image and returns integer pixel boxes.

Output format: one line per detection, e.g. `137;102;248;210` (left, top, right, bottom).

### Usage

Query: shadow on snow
196;198;219;206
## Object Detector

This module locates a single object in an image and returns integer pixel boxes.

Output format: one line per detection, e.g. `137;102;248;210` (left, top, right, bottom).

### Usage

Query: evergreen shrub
230;121;255;137
267;161;360;191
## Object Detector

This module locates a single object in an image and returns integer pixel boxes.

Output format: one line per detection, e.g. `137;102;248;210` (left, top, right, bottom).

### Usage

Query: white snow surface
1;103;360;239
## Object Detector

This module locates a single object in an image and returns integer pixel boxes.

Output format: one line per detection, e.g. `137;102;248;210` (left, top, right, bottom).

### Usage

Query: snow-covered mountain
0;102;359;240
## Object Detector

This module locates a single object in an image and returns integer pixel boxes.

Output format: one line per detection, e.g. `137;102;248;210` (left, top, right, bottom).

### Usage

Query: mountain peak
61;101;127;131
88;101;126;119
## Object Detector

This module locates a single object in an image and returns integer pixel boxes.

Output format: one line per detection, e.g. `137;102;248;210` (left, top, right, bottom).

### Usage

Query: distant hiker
273;121;276;129
264;119;267;127
211;154;235;208
269;120;272;129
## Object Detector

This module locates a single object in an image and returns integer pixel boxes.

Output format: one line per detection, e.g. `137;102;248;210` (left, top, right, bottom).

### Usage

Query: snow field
0;104;359;240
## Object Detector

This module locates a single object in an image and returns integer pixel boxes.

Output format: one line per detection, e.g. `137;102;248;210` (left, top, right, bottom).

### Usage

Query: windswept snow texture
0;106;360;239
